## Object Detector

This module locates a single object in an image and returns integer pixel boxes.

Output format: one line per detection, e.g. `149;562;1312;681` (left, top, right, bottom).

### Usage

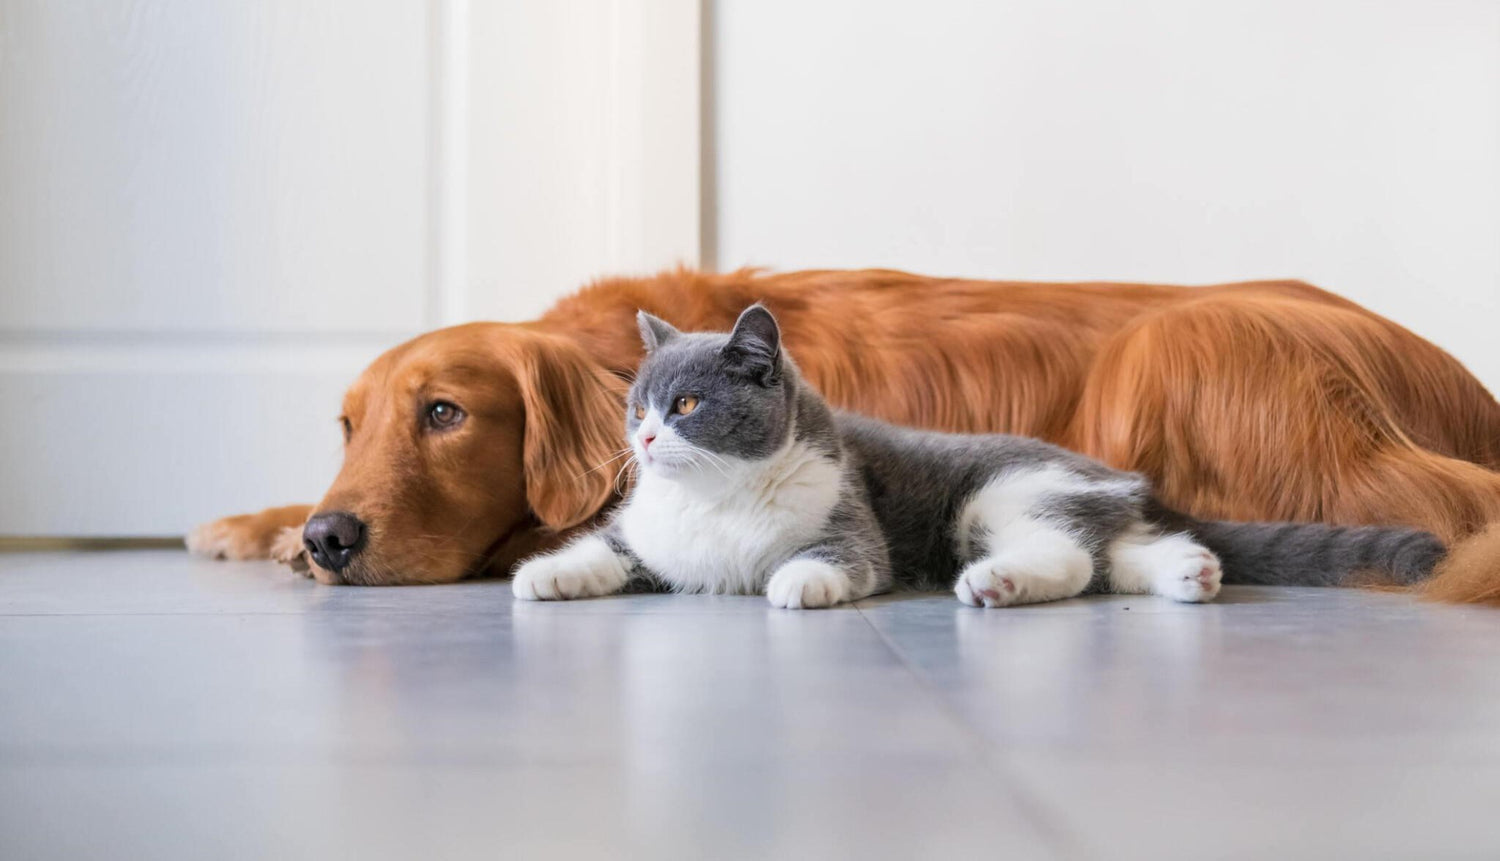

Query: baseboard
0;536;186;552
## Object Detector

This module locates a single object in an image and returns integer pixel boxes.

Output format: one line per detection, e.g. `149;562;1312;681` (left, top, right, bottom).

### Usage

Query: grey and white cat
512;305;1445;608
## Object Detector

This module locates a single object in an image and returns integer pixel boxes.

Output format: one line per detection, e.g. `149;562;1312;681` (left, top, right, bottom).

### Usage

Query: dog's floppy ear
514;333;624;531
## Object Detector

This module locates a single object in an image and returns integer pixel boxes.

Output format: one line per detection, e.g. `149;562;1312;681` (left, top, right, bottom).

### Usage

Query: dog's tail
1149;504;1447;587
1418;521;1500;604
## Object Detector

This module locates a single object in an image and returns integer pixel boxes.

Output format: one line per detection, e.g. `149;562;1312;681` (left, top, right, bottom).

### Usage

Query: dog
187;268;1500;599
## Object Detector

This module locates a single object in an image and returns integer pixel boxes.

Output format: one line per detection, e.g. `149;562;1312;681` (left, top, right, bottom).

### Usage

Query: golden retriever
187;268;1500;599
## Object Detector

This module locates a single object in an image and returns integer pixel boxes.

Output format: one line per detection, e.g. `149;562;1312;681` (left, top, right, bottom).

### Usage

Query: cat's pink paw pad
1159;550;1222;603
956;564;1019;608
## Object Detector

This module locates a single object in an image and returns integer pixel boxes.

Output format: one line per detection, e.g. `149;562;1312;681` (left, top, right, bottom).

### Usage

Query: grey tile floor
2;551;1499;860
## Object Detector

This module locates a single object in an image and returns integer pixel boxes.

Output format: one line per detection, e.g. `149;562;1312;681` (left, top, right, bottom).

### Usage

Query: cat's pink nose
641;434;656;449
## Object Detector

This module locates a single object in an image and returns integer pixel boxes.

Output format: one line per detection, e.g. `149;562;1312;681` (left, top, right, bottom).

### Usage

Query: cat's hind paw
955;545;1094;608
1152;543;1223;603
955;560;1022;607
766;559;850;609
512;537;629;601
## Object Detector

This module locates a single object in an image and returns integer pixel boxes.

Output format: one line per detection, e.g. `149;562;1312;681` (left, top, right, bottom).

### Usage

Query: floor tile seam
852;604;1083;860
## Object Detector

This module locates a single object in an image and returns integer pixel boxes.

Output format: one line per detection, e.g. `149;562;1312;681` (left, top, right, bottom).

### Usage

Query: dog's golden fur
189;268;1500;599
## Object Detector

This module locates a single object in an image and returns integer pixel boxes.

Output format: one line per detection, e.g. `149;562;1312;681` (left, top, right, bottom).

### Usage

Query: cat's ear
725;304;782;385
637;311;681;353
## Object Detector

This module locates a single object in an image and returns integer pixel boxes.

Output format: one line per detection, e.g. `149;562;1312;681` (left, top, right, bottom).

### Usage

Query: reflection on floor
2;551;1498;859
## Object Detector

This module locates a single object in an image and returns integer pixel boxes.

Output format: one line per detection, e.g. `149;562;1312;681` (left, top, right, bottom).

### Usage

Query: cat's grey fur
512;305;1446;608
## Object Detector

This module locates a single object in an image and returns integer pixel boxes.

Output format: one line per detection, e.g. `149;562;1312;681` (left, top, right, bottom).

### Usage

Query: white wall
0;0;698;536
0;1;430;536
468;0;701;322
712;0;1500;391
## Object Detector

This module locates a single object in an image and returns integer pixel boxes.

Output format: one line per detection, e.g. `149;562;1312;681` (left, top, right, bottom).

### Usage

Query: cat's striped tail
1150;504;1447;587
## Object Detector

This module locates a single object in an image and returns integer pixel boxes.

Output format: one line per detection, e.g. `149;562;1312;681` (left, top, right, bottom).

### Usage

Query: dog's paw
512;537;629;601
186;506;311;561
269;526;312;575
766;559;850;609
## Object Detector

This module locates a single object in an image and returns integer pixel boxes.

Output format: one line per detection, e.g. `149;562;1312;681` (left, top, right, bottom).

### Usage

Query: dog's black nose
303;511;366;573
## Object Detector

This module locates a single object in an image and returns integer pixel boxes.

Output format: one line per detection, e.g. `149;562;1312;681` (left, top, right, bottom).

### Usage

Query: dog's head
299;323;626;585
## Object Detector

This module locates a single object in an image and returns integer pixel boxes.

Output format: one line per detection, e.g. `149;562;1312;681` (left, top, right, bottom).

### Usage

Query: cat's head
626;304;797;478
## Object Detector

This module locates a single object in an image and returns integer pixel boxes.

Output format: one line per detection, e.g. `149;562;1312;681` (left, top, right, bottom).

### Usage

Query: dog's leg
186;504;314;561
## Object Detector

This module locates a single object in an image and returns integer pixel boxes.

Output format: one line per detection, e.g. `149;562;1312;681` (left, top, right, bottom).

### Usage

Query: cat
511;304;1446;608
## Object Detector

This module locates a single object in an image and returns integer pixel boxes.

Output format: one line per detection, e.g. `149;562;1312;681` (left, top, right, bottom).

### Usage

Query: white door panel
0;1;430;334
0;1;429;536
0;0;701;536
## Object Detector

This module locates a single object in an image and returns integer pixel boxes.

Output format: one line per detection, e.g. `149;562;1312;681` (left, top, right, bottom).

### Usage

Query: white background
0;0;698;535
2;0;1496;535
713;0;1500;392
1;2;429;536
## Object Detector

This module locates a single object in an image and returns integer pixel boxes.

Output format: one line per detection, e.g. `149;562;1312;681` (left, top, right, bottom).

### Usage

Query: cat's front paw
511;538;629;601
766;559;850;609
1153;545;1223;603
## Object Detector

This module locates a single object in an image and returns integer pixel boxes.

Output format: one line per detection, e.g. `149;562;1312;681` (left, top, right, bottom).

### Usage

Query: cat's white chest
618;444;843;594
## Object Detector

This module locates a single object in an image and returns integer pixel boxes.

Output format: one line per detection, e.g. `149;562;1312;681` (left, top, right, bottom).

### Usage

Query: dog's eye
674;395;699;416
634;404;646;420
339;416;352;442
425;401;465;430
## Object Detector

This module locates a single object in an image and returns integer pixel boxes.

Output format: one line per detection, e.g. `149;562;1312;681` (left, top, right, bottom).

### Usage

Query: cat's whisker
580;448;637;478
696;450;736;479
702;456;732;478
613;454;640;493
680;448;730;478
697;449;734;473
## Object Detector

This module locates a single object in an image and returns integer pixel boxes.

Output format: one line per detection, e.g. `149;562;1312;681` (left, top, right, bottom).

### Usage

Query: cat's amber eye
674;395;699;416
634;404;646;420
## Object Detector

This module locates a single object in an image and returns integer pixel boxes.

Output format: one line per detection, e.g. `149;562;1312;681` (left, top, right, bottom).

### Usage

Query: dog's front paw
269;526;312;575
512;538;629;601
186;505;313;562
766;559;850;609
